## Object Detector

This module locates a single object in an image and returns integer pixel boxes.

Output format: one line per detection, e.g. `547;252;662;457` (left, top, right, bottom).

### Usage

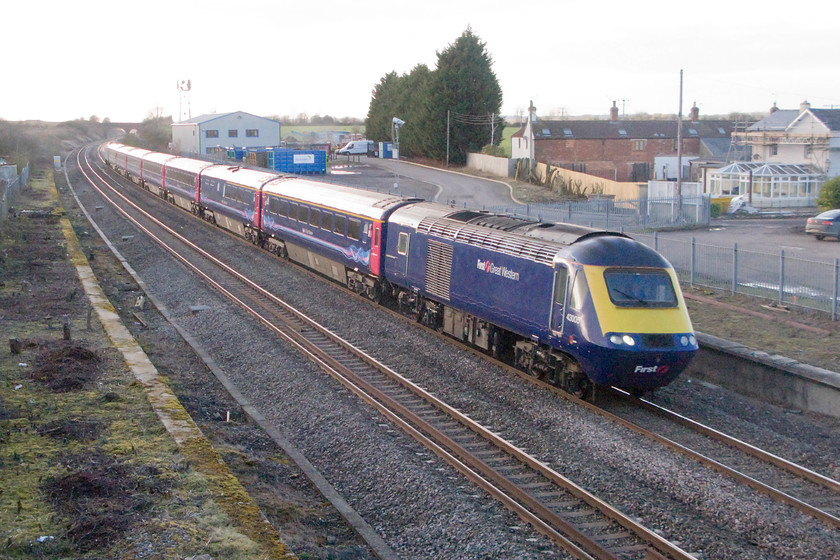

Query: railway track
75;147;698;559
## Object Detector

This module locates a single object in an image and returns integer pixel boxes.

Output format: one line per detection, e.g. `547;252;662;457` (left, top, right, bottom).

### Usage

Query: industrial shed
171;111;281;156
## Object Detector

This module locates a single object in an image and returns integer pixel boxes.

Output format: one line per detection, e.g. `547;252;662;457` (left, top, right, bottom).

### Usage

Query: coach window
397;232;409;255
298;205;309;223
321;211;332;230
334;215;346;236
347;219;361;241
309;208;320;227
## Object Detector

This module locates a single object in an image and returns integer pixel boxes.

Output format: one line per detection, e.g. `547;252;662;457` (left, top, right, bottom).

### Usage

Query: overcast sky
3;0;837;124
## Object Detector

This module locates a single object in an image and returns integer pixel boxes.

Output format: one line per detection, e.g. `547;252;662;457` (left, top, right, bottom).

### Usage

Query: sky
2;0;838;124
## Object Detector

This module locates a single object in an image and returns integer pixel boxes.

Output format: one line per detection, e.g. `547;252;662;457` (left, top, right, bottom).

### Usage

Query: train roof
165;157;219;174
142;152;178;165
201;165;280;189
390;202;671;268
263;177;420;221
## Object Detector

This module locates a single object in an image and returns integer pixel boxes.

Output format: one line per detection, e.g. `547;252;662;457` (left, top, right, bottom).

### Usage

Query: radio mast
177;80;192;122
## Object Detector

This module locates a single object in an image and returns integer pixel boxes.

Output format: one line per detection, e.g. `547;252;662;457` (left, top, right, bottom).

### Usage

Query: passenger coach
258;179;419;299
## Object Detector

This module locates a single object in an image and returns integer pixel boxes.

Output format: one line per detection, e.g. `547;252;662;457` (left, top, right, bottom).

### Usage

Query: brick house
512;102;733;182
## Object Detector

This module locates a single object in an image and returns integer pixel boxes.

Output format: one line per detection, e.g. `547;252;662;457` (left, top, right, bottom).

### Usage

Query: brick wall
536;138;701;182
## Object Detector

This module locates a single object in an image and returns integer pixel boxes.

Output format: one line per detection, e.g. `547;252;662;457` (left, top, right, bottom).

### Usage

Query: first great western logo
476;259;520;281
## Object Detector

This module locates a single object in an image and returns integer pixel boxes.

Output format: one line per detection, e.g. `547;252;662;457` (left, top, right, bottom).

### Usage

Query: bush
480;144;506;157
817;176;840;210
710;204;721;218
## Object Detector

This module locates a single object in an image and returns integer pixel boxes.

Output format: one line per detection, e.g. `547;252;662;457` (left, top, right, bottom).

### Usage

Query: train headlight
680;335;689;346
689;335;696;346
610;335;623;345
622;335;636;346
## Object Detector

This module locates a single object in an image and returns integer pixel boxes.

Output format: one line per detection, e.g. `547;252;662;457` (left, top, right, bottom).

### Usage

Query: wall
465;153;515;177
171;124;199;154
534;162;645;199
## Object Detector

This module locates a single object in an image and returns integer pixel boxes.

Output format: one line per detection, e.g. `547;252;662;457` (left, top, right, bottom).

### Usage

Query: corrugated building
171;111;281;155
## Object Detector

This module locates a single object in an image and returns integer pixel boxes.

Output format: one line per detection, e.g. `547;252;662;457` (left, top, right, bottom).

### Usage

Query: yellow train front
537;233;698;396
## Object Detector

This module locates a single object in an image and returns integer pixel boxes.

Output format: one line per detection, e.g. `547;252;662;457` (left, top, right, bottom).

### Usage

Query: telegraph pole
676;70;683;220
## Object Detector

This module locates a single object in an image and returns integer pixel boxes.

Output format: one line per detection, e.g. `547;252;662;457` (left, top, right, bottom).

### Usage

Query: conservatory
707;162;824;208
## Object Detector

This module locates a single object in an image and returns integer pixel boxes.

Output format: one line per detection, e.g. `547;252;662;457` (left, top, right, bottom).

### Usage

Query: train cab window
397;232;409;255
347;219;361;241
553;267;568;306
334;215;347;236
297;205;309;223
321;212;332;230
309;208;320;227
603;269;678;308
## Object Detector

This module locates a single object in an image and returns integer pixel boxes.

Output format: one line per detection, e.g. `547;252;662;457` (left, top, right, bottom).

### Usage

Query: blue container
274;149;327;175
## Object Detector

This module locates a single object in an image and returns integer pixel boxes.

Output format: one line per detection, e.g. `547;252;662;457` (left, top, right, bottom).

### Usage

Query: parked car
805;209;840;240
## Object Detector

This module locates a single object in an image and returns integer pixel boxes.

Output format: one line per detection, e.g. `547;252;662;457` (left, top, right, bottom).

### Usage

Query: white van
337;140;371;156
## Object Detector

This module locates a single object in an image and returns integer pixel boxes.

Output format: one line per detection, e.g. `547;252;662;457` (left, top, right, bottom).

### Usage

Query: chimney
610;100;618;122
800;100;811;113
689;102;699;122
770;102;779;114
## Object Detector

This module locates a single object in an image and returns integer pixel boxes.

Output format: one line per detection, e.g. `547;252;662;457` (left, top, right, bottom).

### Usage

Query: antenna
177;79;192;122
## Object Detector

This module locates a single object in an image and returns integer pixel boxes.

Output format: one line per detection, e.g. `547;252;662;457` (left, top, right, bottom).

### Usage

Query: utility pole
490;113;496;145
528;100;536;179
676;70;683;220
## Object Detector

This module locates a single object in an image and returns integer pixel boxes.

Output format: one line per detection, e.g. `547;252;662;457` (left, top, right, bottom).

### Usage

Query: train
102;142;698;397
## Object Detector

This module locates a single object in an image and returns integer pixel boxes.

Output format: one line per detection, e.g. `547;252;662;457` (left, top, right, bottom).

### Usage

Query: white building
171;111;281;155
704;102;840;207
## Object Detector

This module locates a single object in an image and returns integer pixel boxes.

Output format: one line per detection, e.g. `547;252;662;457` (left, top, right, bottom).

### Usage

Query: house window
633;140;646;151
804;144;813;158
205;130;219;138
769;144;778;156
228;130;238;138
246;129;259;137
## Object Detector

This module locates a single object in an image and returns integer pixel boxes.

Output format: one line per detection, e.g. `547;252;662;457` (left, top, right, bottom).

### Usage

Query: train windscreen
603;269;677;308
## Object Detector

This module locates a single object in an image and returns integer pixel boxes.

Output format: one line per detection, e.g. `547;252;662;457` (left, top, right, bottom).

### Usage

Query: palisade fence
633;233;840;321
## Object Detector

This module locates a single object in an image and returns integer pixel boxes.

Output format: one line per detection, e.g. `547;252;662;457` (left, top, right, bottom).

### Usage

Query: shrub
817;176;840;210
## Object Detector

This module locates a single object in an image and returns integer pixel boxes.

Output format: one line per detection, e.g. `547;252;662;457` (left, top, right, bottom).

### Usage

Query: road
327;156;516;208
654;217;840;263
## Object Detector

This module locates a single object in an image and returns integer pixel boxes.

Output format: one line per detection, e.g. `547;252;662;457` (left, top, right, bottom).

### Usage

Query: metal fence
0;165;29;222
633;233;840;320
487;195;712;231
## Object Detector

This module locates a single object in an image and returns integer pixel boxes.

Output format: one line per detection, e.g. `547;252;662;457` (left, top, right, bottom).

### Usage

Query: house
732;102;840;177
701;102;840;208
512;101;733;182
171;111;282;155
